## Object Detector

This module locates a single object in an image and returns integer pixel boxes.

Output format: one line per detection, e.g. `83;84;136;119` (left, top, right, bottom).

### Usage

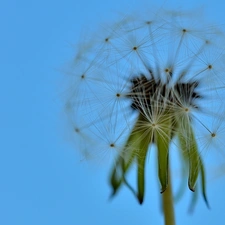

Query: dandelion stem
162;167;175;225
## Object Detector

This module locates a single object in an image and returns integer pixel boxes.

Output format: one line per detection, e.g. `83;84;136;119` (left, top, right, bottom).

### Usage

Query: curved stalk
162;168;175;225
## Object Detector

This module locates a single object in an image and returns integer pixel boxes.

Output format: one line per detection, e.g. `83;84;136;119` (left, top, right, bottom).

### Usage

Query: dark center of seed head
128;70;201;113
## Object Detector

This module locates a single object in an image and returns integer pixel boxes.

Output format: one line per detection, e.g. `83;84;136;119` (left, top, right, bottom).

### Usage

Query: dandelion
64;7;225;225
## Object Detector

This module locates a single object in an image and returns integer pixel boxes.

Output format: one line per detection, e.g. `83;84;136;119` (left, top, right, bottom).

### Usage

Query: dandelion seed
64;6;225;219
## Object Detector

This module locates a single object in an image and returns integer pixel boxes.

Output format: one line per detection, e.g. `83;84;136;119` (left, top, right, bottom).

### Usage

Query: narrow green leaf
109;115;149;197
187;157;209;212
137;132;150;204
109;156;124;197
199;157;210;208
156;112;171;193
178;116;199;192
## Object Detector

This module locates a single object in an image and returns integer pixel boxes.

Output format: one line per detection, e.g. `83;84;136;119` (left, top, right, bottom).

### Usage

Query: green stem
162;168;175;225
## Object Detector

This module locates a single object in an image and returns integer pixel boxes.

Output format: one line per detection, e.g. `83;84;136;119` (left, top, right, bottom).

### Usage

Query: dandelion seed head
64;6;225;201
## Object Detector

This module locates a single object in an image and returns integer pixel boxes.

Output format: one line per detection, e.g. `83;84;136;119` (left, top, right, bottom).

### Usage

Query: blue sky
1;0;225;225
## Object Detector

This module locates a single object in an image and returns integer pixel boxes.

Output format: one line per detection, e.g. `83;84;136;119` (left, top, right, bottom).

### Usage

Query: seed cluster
64;8;225;206
129;72;200;114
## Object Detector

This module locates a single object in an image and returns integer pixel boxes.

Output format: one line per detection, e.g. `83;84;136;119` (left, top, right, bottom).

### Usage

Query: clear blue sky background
1;0;225;225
